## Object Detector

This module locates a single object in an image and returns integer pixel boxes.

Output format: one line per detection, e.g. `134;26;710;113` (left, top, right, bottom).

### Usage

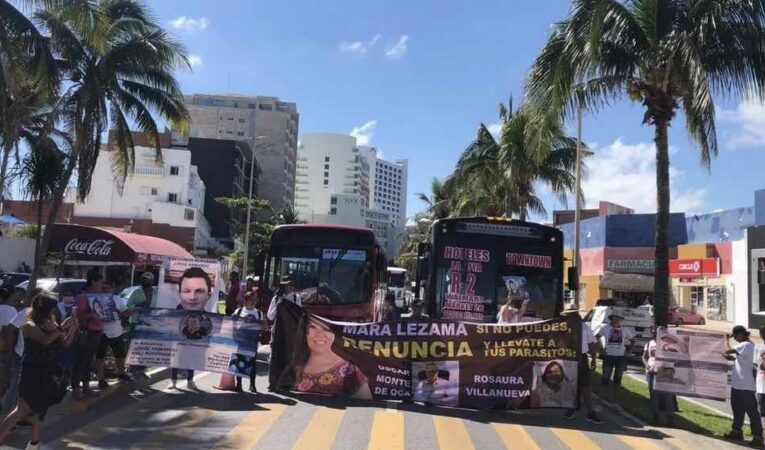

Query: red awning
48;224;193;264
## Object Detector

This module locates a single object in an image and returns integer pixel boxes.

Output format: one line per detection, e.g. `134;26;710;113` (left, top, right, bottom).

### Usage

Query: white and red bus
263;224;387;322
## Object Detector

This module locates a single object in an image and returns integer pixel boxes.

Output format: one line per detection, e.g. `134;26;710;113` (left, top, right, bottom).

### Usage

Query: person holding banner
755;326;765;429
563;322;603;423
267;276;302;322
71;271;106;400
292;316;372;399
0;291;78;449
94;281;132;388
169;268;214;389
723;325;764;446
643;332;675;426
233;292;265;392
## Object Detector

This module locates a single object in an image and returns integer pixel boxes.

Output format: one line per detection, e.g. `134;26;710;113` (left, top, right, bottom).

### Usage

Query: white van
583;299;655;360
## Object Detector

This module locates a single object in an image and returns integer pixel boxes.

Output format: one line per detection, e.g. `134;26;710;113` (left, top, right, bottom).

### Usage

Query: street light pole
572;102;583;310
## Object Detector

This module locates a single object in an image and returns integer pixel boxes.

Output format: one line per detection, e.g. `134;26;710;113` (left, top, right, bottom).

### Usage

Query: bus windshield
429;220;562;322
272;246;371;305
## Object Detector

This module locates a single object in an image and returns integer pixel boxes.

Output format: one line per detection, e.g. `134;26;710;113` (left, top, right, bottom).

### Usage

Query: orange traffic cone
214;373;238;391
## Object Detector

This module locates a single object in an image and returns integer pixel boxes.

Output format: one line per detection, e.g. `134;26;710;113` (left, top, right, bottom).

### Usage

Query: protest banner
126;309;263;377
654;328;728;401
86;293;125;322
269;302;580;410
157;257;221;312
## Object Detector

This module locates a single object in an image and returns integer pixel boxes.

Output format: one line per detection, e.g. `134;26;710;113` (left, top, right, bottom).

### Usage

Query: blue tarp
0;214;26;226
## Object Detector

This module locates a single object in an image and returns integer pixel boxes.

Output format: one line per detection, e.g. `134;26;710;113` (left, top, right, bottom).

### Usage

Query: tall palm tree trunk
0;141;13;207
653;123;671;327
27;148;77;298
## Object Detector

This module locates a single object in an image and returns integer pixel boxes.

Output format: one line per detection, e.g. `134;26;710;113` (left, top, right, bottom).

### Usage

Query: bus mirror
567;267;580;291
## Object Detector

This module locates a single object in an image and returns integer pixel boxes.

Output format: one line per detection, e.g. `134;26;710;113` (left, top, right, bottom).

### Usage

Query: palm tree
25;0;190;289
274;205;304;225
416;178;452;220
450;98;582;221
15;129;67;286
526;0;765;326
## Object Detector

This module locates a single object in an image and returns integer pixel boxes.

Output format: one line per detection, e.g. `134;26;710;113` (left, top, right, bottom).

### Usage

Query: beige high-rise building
182;93;299;213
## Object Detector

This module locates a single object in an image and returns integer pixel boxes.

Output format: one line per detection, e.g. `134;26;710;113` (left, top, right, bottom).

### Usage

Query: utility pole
572;102;584;310
241;136;271;278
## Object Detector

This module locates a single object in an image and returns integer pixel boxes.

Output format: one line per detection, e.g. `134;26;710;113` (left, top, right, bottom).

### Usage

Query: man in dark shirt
225;271;241;315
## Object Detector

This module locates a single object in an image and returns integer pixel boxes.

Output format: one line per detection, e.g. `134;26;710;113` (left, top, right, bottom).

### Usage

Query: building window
324;164;329;170
184;208;195;221
226;130;233;134
169;166;180;176
237;131;244;136
325;156;330;162
323;180;329;185
151;188;158;196
227;117;234;121
330;207;337;215
238;118;246;123
330;197;337;205
168;193;178;203
324;172;329;177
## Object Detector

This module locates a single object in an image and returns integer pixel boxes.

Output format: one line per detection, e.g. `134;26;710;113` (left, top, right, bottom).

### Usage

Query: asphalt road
0;354;747;450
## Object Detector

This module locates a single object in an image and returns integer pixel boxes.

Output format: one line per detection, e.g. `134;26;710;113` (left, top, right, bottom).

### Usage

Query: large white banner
126;309;263;377
654;328;728;401
157;258;221;312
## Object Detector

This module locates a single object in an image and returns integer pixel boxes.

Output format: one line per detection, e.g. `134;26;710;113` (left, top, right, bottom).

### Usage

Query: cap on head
608;313;625;321
140;272;155;283
279;275;293;286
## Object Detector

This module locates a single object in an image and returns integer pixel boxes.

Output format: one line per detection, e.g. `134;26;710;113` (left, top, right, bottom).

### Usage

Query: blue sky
149;0;765;221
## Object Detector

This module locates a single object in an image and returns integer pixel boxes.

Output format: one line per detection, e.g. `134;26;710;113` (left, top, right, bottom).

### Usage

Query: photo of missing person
88;294;121;322
530;360;576;408
292;316;372;399
228;353;255;377
412;361;459;406
179;312;213;340
178;267;213;311
655;363;690;387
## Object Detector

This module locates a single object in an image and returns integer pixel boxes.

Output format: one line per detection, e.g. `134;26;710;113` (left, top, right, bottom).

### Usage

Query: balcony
133;165;164;177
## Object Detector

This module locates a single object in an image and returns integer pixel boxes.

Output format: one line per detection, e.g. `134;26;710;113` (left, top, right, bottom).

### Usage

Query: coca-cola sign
64;238;114;257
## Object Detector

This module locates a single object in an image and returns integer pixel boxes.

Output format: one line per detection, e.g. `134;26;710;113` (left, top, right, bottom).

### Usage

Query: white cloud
719;100;765;149
339;35;381;55
581;138;706;214
385;35;409;58
350;120;378;146
170;16;209;33
188;54;203;67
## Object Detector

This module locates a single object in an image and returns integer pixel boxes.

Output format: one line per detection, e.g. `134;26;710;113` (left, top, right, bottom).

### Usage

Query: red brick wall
1;200;74;225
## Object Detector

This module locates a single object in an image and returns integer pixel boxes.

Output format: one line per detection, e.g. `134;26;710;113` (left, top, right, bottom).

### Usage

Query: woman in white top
643;329;675;426
497;297;530;324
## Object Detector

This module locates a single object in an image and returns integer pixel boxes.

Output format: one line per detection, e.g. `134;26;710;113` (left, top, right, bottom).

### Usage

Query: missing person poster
127;309;263;377
86;293;125;322
157;258;221;312
654;328;728;401
270;302;580;410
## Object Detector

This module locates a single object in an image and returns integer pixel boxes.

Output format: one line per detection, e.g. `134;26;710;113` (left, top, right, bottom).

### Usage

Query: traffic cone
213;373;237;391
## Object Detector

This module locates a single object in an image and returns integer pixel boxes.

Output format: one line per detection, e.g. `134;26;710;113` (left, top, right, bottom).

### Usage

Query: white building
360;146;408;229
295;133;402;256
72;133;217;253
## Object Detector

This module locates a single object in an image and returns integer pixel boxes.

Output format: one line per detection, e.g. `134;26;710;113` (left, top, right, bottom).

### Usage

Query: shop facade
747;225;765;329
669;245;730;321
46;224;193;286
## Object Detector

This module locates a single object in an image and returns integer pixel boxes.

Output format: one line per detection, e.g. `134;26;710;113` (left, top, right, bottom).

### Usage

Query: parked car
669;307;706;326
0;272;31;290
17;278;87;297
583;299;654;360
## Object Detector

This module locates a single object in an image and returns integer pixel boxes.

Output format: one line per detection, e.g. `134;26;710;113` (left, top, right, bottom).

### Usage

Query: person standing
643;331;675;425
225;271;242;316
755;325;765;435
381;293;400;322
266;276;301;322
564;321;603;423
724;325;764;446
596;313;634;386
71;272;106;399
233;292;266;393
94;282;132;388
0;291;78;449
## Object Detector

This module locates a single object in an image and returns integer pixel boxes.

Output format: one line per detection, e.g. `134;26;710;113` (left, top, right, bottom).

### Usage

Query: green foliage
214;196;271;212
16;225;39;240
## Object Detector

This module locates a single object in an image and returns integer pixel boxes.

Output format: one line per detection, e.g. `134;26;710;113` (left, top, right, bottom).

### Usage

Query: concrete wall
0;237;35;272
686;207;755;243
757;189;765;226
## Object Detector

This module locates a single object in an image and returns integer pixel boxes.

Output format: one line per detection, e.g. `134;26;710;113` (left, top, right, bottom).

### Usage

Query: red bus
263;224;386;322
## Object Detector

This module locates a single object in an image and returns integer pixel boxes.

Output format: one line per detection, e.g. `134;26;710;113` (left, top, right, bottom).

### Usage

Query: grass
592;367;752;439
